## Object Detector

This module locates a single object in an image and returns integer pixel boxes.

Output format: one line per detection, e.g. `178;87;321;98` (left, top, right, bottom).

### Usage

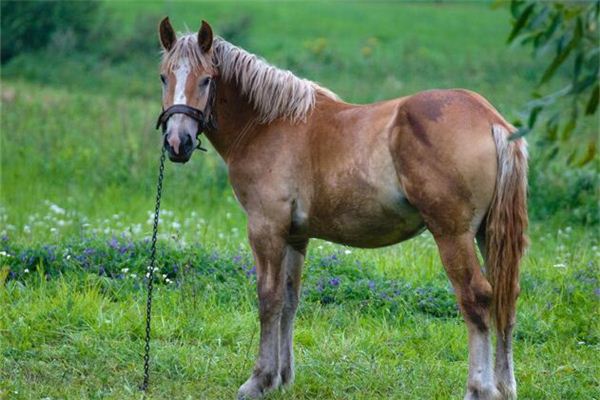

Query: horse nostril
163;134;170;149
182;134;193;151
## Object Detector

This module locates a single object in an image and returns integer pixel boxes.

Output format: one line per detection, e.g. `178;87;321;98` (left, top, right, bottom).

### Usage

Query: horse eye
160;74;167;85
200;77;211;87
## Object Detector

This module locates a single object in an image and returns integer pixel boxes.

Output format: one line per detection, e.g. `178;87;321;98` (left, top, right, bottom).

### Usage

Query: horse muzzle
163;132;195;163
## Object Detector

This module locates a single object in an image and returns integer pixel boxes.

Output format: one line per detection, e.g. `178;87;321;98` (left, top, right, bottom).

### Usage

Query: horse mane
162;34;338;124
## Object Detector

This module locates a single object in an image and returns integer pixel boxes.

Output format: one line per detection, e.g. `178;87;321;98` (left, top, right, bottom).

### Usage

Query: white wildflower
24;268;29;273
121;268;129;273
49;204;65;214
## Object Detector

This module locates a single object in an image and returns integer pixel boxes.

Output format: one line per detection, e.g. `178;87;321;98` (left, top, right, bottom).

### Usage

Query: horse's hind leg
494;320;516;399
434;233;501;400
477;222;517;399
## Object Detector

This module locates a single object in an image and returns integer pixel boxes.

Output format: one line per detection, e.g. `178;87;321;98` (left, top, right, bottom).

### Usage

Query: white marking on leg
495;327;517;399
466;327;498;400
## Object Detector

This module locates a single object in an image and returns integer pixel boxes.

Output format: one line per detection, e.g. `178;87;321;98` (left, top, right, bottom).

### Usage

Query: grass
1;1;599;399
1;222;598;399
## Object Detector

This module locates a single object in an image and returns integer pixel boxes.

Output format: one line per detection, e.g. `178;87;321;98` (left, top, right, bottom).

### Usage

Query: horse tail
486;124;528;334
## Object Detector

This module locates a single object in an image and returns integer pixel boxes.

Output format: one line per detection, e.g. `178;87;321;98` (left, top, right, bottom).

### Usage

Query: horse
156;18;528;400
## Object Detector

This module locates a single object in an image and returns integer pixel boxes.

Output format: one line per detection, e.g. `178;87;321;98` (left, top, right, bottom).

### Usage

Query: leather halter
155;78;217;151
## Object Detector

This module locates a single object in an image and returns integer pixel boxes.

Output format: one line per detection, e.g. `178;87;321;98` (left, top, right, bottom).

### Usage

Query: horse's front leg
279;240;307;387
238;225;288;399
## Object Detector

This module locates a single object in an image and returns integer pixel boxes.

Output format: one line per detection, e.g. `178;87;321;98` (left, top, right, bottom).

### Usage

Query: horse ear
159;17;176;51
198;20;213;53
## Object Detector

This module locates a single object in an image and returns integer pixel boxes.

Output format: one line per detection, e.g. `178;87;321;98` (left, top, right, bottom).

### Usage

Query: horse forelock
161;34;214;73
161;34;338;124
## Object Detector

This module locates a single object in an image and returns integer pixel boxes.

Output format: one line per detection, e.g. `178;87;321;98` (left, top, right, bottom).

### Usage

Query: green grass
1;224;598;399
1;2;599;399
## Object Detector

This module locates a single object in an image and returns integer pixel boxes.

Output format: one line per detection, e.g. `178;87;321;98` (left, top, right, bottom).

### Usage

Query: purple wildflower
245;265;256;278
108;237;119;250
329;277;340;287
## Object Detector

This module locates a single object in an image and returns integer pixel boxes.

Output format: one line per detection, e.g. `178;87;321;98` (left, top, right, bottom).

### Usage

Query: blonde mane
162;34;338;124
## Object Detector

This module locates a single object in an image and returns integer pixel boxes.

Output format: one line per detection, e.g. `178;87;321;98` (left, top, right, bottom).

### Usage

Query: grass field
1;2;598;399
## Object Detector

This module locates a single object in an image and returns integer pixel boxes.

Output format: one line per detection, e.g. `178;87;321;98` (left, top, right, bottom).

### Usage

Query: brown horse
157;18;528;400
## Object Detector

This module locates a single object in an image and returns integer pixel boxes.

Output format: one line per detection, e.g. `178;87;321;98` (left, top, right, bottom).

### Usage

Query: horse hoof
496;383;517;400
237;373;281;399
279;366;295;387
464;384;502;400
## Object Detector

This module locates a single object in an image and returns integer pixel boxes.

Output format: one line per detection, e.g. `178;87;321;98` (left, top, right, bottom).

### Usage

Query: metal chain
141;147;166;392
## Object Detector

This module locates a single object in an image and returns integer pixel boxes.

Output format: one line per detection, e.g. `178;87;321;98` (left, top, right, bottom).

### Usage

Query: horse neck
203;78;260;162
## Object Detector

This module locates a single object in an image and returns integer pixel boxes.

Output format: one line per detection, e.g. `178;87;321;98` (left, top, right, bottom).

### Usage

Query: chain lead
141;147;166;392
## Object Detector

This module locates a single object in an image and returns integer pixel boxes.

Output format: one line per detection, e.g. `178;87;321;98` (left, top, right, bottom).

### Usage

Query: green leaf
508;3;536;43
585;83;599;115
572;74;597;95
508;128;530;141
542;12;562;43
577;141;597;166
528;105;544;128
539;31;580;85
547;145;559;161
510;0;525;19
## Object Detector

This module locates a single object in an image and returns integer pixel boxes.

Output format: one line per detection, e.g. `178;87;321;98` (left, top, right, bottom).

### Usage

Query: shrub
528;159;599;225
1;1;101;63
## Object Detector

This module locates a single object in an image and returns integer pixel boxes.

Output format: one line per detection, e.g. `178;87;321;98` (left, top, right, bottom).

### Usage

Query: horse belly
308;185;425;248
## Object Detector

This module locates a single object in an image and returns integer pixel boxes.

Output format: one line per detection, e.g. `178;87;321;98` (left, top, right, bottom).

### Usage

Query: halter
155;78;218;152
